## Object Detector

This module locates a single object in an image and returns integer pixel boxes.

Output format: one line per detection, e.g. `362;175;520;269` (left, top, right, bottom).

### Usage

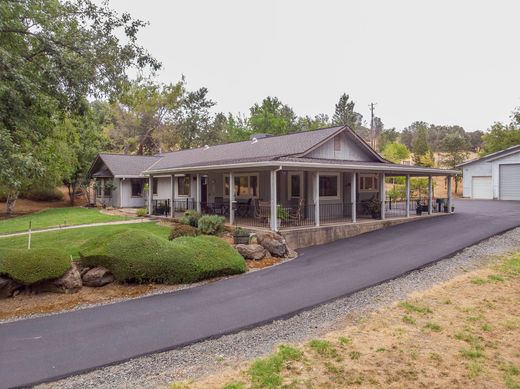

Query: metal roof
457;144;520;167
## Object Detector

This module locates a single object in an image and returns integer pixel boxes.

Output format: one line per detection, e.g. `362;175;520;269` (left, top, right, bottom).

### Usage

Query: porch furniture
253;199;270;224
204;196;228;215
286;198;305;224
235;198;252;217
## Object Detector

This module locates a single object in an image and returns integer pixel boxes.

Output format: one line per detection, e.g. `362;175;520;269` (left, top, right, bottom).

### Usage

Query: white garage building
459;145;520;200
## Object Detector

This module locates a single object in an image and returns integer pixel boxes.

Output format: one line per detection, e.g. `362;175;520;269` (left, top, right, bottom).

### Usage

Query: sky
109;0;520;132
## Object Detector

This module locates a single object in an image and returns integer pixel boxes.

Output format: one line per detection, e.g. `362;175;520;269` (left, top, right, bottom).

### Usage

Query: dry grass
180;253;520;389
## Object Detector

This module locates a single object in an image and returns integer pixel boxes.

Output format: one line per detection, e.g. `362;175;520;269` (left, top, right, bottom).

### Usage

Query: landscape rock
0;276;22;298
286;248;298;259
51;263;83;294
256;231;288;257
82;267;115;287
235;244;268;260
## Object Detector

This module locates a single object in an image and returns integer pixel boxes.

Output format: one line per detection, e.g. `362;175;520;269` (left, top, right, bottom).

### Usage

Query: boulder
82;266;114;287
286;248;298;259
50;263;83;294
0;276;22;298
235;244;268;260
256;231;288;257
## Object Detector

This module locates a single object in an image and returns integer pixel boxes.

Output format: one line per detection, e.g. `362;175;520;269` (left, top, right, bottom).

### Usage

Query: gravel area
38;227;520;389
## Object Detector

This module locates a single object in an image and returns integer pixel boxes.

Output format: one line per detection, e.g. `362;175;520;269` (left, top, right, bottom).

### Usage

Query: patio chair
253;199;270;224
287;197;305;224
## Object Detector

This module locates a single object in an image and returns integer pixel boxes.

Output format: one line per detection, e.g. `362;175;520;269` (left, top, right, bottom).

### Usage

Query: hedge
0;248;71;285
79;229;246;284
197;215;225;235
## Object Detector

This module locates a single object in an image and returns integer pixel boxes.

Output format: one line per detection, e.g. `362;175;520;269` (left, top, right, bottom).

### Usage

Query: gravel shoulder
38;227;520;389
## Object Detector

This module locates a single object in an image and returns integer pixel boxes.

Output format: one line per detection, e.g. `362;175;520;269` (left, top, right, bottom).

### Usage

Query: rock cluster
235;231;297;260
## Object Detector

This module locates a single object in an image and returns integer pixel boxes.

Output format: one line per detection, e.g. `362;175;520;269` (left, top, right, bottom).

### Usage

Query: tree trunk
5;193;18;215
67;183;75;206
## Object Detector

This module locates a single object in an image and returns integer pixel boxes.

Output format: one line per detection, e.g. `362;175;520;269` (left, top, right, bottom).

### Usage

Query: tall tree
248;97;298;136
296;114;330;131
378;128;399;152
441;133;470;192
331;93;363;131
0;0;159;213
480;110;520;155
382;142;410;163
412;123;431;165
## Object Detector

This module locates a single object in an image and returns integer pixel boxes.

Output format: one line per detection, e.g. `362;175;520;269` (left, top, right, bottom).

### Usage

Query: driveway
1;200;519;388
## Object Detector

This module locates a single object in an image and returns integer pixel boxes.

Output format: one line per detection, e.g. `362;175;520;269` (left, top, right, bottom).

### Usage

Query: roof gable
302;131;382;162
88;154;161;178
457;144;520;167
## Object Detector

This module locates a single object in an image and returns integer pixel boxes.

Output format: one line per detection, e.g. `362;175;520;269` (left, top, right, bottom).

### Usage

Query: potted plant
367;197;381;219
268;205;290;226
416;199;423;215
233;227;250;244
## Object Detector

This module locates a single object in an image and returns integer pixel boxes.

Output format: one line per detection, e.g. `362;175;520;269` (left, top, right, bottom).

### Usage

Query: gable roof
88;154;161;178
146;126;386;172
457;144;520;167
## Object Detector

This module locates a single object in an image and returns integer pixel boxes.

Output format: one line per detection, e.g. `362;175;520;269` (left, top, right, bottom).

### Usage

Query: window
152;178;158;195
334;135;341;151
224;174;259;198
131;179;143;197
319;174;339;198
96;180;103;197
359;174;379;192
288;173;302;199
96;179;112;197
104;181;112;197
177;176;190;197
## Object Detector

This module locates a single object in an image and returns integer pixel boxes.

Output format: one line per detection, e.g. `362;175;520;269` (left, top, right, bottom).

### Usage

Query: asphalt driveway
1;199;519;388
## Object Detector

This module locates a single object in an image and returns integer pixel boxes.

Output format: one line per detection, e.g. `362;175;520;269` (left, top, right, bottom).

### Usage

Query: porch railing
152;199;171;216
172;198;196;212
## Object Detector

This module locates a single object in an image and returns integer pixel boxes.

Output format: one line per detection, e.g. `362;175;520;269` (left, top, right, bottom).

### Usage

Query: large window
131;179;143;197
96;178;113;197
288;173;302;199
359;174;379;192
224;174;259;198
177;176;191;197
319;174;339;198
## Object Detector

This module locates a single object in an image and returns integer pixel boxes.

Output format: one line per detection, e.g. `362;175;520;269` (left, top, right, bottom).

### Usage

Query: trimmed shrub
169;224;198;240
136;208;147;217
0;248;71;285
180;210;201;227
198;215;225;235
79;229;246;284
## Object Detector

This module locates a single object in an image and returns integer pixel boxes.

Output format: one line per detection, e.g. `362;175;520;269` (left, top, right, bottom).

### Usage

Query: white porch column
428;175;433;215
170;175;175;217
405;174;411;217
270;169;278;231
351;172;357;223
447;175;452;213
314;172;320;227
196;173;202;213
147;176;153;215
380;173;386;220
119;178;124;208
229;172;235;225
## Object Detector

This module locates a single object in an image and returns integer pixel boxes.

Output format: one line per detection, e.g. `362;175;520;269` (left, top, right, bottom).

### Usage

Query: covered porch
147;165;455;232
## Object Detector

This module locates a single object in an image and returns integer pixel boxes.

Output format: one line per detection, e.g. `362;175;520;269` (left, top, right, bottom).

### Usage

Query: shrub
169;224;198;240
22;187;64;202
0;248;71;285
180;210;201;227
79;229;246;284
136;208;147;217
197;215;225;235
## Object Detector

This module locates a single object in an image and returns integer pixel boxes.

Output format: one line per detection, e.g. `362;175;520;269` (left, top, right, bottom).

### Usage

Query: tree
248;97;298;136
219;113;252;143
331;93;363;131
378;128;399;151
382;143;410;163
296;114;330;131
466;130;484;152
441;133;470;193
411;124;431;165
481;121;520;156
0;0;159;214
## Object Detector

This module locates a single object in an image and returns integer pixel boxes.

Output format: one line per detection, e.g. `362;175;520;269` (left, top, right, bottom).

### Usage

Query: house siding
306;132;374;161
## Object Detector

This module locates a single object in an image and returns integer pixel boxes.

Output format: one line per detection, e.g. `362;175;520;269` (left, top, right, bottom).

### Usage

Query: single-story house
88;126;457;231
458;144;520;200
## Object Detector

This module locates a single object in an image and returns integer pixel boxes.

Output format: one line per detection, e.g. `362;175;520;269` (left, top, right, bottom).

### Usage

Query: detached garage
459;145;520;200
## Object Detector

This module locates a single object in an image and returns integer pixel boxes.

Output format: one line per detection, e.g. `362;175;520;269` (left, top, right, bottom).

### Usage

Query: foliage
136;208;147;217
197;215;225;235
332;93;363;131
481;120;520;156
0;248;70;285
180;210;202;227
367;197;381;218
276;205;290;221
79;230;246;284
410;177;430;197
382;142;410;163
378;128;399;151
0;0;159;214
249;97;298;136
248;345;303;389
22;187;64;202
169;224;198;240
411;123;431;165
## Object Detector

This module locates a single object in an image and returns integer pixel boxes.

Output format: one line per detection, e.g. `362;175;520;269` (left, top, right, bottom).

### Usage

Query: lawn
0;222;170;258
0;207;132;234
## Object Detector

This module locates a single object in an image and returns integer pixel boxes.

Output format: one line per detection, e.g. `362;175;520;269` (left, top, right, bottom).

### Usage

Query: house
88;126;457;231
458;144;520;200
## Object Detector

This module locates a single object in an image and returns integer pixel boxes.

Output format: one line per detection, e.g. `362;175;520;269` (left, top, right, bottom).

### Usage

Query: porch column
314;172;320;227
447;175;453;213
428;175;433;215
196;173;202;213
120;178;124;208
170;175;175;217
270;169;278;231
380;173;386;220
147;175;153;215
405;174;411;217
351;172;357;223
229;172;235;225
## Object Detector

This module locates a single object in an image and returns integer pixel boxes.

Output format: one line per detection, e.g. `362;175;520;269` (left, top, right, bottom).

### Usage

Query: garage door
472;176;493;199
500;164;520;200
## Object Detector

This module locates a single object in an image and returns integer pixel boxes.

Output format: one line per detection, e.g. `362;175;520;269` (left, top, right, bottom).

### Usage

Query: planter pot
451;206;455;213
416;208;423;216
443;205;449;213
233;234;250;245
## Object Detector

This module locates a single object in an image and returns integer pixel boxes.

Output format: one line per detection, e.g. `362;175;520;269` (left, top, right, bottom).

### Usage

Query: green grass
424;322;442;332
248;345;303;388
402;315;416;325
308;339;337;358
0;222;169;258
399;301;433;314
0;207;131;234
